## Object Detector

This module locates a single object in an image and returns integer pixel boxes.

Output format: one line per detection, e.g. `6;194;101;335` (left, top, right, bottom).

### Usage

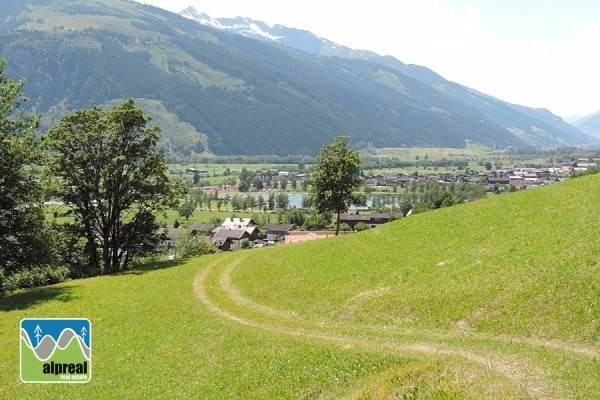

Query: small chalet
157;227;187;248
339;212;401;229
338;213;370;228
210;228;259;251
262;223;295;243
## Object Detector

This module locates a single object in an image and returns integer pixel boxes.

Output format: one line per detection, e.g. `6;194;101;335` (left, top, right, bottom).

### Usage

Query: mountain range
0;0;595;156
182;8;595;148
572;112;600;138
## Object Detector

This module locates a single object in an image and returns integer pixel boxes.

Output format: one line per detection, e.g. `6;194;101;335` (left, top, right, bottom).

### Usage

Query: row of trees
1;60;183;294
178;191;292;219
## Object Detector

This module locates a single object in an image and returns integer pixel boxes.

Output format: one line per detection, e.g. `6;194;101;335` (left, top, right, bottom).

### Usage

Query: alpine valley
0;0;594;156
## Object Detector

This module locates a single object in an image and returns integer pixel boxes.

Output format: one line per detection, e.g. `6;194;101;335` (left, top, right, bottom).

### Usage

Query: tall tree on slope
0;58;48;293
309;136;363;236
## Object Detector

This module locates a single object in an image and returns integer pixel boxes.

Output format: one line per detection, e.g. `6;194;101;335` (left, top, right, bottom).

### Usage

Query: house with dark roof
188;223;214;235
338;212;402;229
157;227;187;248
210;228;259;251
262;223;295;243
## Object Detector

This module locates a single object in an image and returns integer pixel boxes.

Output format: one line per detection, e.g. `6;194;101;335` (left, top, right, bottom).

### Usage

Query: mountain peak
180;6;222;29
180;7;283;41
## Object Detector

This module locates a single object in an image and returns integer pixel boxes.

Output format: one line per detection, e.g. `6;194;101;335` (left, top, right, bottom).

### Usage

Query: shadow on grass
0;285;79;312
0;257;191;310
117;257;188;276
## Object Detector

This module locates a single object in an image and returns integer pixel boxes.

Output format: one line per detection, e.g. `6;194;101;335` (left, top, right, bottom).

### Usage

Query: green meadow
2;175;600;398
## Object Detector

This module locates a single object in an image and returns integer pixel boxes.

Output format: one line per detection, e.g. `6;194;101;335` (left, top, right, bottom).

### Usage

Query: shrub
2;265;71;294
354;222;369;232
174;233;217;258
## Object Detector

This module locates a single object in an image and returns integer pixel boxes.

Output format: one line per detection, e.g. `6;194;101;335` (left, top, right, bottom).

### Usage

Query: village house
188;223;214;235
210;218;261;251
262;223;295;243
338;211;402;229
186;167;208;176
157;227;187;249
210;228;259;251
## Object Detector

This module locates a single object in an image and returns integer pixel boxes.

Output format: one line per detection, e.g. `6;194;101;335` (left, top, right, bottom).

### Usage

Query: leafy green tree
268;192;275;211
257;194;265;210
276;192;289;210
354;222;369;232
301;179;309;191
209;217;223;226
230;194;241;211
435;191;455;208
179;200;195;220
309;136;363;235
252;176;263;191
285;208;305;227
339;223;351;233
302;211;331;231
173;232;217;258
0;59;52;294
247;195;256;210
45;99;183;273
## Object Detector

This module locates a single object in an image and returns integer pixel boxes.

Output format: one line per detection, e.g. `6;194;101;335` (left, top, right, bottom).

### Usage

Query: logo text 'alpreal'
20;318;92;383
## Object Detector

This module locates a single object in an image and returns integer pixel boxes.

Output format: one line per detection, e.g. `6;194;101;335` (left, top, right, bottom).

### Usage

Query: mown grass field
2;175;600;398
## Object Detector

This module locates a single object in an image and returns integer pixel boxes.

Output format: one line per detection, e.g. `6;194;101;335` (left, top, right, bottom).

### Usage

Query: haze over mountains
0;0;596;156
573;112;600;138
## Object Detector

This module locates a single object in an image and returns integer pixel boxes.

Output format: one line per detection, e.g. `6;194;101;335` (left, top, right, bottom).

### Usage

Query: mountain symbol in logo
21;327;91;361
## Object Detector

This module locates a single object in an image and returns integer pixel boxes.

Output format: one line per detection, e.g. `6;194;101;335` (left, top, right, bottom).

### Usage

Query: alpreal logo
20;318;91;383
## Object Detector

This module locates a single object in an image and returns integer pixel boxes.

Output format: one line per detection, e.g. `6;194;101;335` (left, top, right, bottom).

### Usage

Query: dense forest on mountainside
184;8;594;148
0;0;591;157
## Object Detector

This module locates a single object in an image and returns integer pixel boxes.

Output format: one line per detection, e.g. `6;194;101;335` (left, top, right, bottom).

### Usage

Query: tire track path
193;256;592;399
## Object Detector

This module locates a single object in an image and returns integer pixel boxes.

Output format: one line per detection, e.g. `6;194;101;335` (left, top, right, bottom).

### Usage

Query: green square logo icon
20;318;91;383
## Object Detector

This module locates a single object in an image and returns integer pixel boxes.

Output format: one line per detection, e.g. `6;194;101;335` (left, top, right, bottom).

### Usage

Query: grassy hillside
2;175;599;398
234;175;600;343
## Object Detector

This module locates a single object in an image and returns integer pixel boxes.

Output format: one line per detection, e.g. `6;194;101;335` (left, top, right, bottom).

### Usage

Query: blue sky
141;0;600;117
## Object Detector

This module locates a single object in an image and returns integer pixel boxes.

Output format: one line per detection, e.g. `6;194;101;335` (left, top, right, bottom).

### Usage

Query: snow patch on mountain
180;7;282;41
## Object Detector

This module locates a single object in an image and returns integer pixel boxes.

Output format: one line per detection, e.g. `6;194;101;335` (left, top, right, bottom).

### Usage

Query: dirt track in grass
194;255;599;399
